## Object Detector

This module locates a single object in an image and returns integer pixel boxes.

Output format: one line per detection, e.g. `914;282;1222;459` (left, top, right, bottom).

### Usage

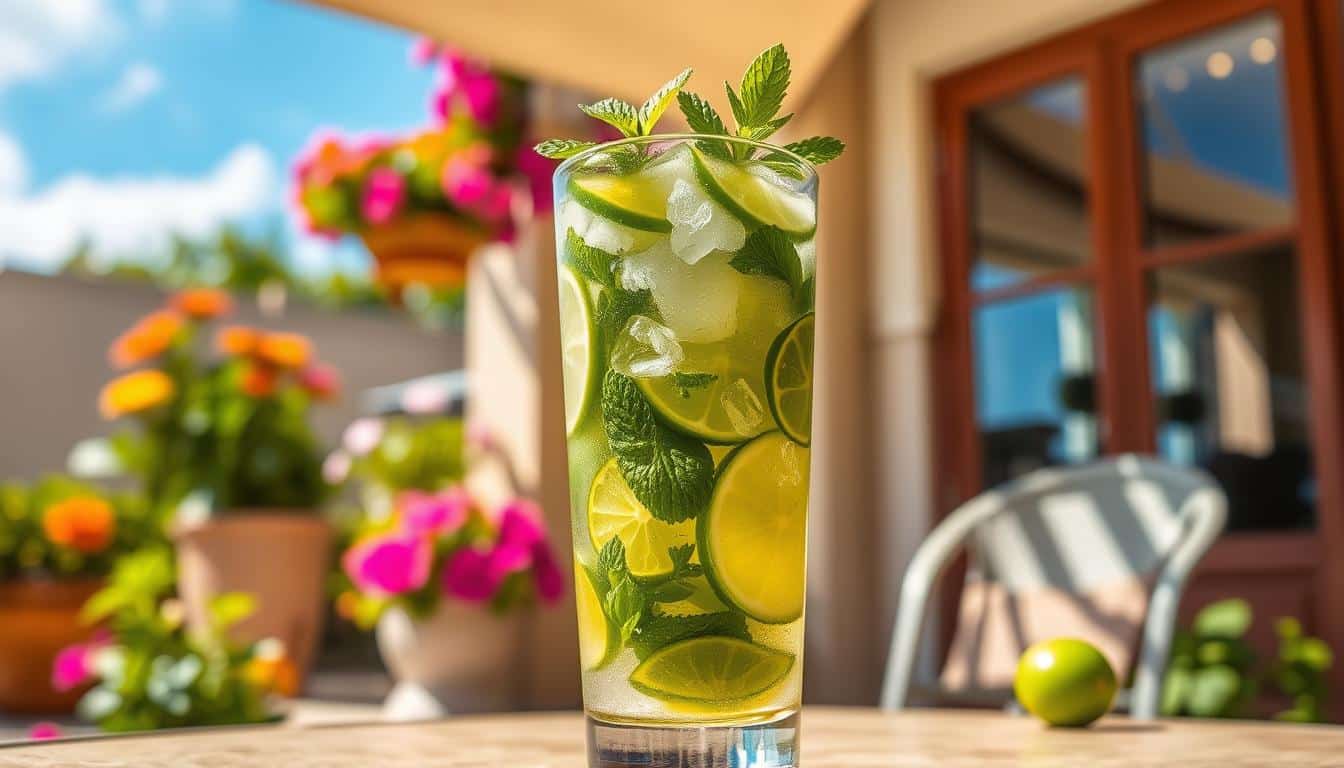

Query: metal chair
880;455;1226;719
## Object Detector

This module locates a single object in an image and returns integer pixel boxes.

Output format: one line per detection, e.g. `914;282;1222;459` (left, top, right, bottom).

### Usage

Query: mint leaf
566;229;618;289
602;371;713;523
677;92;727;135
665;543;701;578
795;276;816;314
786;136;845;165
604;575;646;644
580;97;640;137
747;113;793;142
632;611;751;661
730;225;803;298
534;139;597;159
739;44;791;128
671;372;717;398
596;287;656;338
724;83;749;131
639;68;692;135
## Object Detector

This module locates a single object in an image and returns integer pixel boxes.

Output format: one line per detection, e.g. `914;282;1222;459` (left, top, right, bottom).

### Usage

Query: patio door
934;0;1344;678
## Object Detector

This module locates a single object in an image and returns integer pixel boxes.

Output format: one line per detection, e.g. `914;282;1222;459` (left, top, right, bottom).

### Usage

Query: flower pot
175;513;333;690
375;601;522;720
0;579;103;714
360;215;490;298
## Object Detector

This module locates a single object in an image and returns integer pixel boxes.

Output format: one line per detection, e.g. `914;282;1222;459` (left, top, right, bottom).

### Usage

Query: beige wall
0;271;461;482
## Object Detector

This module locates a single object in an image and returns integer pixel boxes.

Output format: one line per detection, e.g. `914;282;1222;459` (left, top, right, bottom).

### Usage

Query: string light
1206;51;1234;79
1250;37;1277;64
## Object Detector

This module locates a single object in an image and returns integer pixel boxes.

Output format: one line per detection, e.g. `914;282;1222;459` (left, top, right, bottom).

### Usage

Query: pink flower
441;154;494;209
401;379;450;415
51;634;109;692
461;74;499;125
343;534;433;597
400;487;470;537
531;540;565;604
27;722;62;741
361;168;407;225
322;451;352;485
442;546;496;602
342;417;384;457
299;363;341;401
430;52;500;126
410;37;440;66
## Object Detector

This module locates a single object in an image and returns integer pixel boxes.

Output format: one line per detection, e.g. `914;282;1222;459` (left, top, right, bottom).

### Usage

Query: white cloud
0;144;277;272
0;132;28;196
0;0;119;94
137;0;170;24
100;63;163;113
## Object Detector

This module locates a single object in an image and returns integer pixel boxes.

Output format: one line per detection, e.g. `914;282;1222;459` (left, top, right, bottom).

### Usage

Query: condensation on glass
1147;245;1315;531
969;77;1090;291
1134;14;1294;248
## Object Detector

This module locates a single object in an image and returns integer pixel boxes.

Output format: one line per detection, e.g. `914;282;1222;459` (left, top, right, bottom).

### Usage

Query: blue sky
0;0;437;275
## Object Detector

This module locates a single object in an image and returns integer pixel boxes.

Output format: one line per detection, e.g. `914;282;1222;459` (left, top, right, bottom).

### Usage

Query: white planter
375;601;522;721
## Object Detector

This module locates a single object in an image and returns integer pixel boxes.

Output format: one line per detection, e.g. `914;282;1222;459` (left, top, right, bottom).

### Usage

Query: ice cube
560;199;637;255
720;378;765;436
610;315;684;378
620;242;740;344
666;178;745;265
795;238;816;282
779;440;803;487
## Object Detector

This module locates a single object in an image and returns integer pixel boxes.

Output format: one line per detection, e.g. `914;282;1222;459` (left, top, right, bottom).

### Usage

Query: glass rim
555;133;818;180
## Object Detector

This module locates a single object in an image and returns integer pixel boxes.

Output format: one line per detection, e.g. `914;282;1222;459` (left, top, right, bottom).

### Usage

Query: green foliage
77;548;273;732
730;226;805;300
533;138;598;160
1161;599;1333;722
0;476;161;581
348;418;466;494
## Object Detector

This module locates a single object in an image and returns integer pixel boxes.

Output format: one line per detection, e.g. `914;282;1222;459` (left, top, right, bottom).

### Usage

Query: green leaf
566;228;618;289
601;371;714;523
671;372;717;398
1187;665;1243;718
1160;666;1192;716
730;226;803;298
208;592;256;631
1298;638;1334;671
631;611;751;660
534;138;597;159
596;288;658;339
739;44;791;128
724;82;749;133
580;97;640;137
1194;599;1252;639
639;68;693;135
677;91;727;135
747;113;793;142
785;136;846;165
651;581;695;603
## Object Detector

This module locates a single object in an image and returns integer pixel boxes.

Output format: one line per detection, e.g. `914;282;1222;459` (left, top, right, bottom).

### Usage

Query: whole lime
1014;638;1117;727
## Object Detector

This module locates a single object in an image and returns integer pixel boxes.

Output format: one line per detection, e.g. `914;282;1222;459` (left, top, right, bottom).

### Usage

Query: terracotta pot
175;513;333;689
0;579;103;714
375;601;522;720
359;215;490;298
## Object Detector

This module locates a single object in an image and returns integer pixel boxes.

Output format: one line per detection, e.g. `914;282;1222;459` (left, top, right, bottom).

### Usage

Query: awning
308;0;869;107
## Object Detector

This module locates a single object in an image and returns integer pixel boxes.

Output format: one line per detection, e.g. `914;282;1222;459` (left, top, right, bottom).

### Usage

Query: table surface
2;707;1343;767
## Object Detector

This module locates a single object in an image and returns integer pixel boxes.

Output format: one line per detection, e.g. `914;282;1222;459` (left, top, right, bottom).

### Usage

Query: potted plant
290;42;554;298
327;417;563;719
96;288;340;686
0;477;157;714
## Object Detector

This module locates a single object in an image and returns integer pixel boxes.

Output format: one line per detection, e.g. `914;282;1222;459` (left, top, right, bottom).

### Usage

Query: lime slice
765;313;815;446
558;266;598;436
691;149;815;239
638;276;793;443
568;174;672;233
588;459;695;580
629;637;794;704
575;563;618;671
699;433;809;623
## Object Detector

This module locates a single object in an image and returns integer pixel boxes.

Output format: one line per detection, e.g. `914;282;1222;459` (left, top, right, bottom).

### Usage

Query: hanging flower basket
359;215;492;296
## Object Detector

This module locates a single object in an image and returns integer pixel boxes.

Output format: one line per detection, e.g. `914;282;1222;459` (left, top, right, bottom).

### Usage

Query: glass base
586;711;800;768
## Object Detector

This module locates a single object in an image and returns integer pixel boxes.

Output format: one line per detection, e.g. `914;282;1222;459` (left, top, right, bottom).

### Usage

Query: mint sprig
601;371;713;524
565;229;658;335
536;69;693;160
730;225;804;299
535;138;597;160
594;538;731;650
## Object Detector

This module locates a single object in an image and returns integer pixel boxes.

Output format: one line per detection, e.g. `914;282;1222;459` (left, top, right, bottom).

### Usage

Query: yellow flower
99;370;175;419
108;311;183;368
43;497;115;554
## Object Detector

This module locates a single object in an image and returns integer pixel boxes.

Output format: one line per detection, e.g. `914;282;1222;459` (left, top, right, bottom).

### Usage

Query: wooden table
2;707;1342;767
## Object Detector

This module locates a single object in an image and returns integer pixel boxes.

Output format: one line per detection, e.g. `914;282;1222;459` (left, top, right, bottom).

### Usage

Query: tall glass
552;136;817;767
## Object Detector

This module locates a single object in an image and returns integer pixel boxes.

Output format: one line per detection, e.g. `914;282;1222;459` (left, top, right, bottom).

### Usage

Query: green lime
1014;638;1117;727
690;149;816;239
575;563;618;671
588;459;696;580
638;276;793;443
568;173;672;233
629;636;794;704
699;433;809;623
765;313;814;446
558;266;598;436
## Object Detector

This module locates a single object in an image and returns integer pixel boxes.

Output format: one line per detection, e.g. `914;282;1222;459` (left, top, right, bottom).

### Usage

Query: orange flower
256;332;312;369
99;370;175;419
298;363;340;401
241;364;280;398
245;653;300;698
171;288;233;320
216;325;261;357
42;497;115;554
108;311;183;368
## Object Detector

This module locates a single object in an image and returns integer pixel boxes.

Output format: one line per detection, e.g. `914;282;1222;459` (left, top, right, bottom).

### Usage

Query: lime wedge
575;563;618;671
699;433;809;623
638;276;793;443
558;266;598;436
588;459;695;580
691;149;815;239
765;313;815;446
629;637;794;704
568;174;672;233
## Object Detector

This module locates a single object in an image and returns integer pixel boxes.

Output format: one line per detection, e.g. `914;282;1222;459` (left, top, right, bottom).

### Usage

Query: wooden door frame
931;0;1344;688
